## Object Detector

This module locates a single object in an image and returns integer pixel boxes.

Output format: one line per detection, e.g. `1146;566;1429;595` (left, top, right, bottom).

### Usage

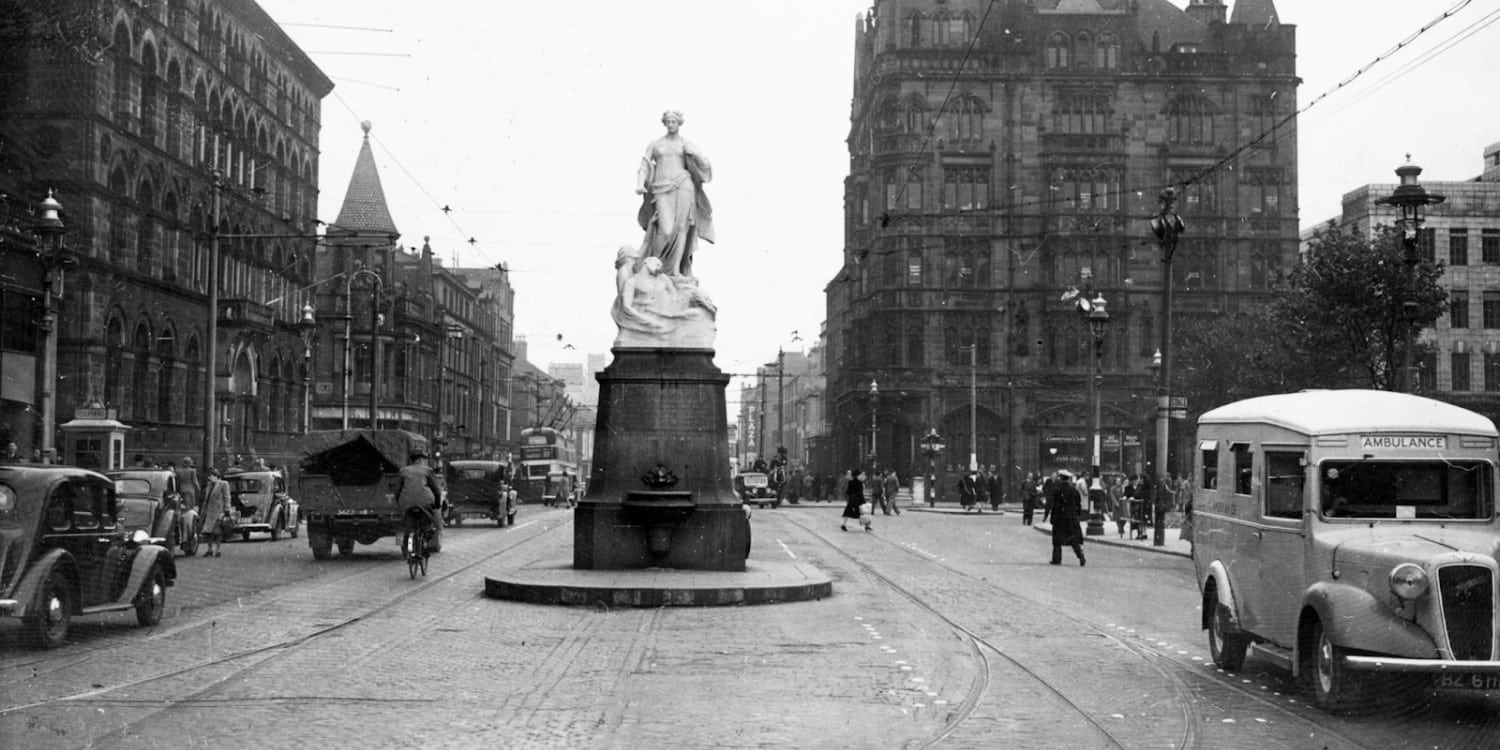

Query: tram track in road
784;513;1376;750
0;513;571;719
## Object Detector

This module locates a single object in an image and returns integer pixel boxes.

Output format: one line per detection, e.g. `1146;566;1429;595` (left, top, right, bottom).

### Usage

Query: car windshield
1319;460;1494;520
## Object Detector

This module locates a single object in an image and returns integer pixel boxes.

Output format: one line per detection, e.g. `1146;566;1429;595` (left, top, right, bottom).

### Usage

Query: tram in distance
516;426;578;505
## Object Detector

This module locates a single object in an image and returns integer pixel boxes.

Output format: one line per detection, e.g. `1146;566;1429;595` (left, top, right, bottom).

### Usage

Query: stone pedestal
574;348;749;571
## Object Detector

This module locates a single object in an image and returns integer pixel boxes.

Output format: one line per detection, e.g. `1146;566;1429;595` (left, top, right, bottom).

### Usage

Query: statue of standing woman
636;110;713;278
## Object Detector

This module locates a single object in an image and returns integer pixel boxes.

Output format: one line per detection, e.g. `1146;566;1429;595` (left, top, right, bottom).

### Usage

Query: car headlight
1389;563;1430;601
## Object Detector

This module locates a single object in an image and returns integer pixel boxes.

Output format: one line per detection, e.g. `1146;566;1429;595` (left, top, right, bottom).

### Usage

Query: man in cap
396;450;444;554
1049;469;1086;566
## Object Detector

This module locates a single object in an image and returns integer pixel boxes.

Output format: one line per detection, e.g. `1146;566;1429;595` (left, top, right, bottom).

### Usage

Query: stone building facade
1;0;332;469
827;0;1300;489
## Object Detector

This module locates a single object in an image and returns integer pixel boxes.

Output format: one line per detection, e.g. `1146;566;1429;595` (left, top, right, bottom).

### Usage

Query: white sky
254;0;1500;387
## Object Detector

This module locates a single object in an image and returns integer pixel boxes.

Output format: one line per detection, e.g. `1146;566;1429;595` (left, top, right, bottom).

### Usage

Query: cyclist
396;450;443;558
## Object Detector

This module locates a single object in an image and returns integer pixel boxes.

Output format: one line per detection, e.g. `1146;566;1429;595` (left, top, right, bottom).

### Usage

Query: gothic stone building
827;0;1299;488
0;0;332;469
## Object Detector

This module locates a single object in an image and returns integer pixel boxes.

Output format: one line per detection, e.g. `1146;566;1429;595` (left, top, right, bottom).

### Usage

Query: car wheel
1206;589;1248;671
289;516;300;538
180;528;200;557
270;512;284;541
29;571;72;649
135;565;167;627
1305;618;1363;712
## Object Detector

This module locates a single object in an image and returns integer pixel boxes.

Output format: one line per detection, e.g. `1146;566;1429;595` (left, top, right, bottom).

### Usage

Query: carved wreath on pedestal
640;463;679;489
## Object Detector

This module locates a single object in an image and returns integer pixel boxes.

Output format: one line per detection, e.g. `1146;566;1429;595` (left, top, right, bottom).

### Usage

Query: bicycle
402;509;434;579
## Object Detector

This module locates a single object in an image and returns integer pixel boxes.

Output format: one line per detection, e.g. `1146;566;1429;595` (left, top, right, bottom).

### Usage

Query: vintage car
443;460;515;526
0;464;176;648
1192;390;1500;712
107;469;200;557
734;472;779;509
224;469;299;541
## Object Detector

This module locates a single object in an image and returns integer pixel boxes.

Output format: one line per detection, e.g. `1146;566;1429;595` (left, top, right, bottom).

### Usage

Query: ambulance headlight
1389;563;1429;601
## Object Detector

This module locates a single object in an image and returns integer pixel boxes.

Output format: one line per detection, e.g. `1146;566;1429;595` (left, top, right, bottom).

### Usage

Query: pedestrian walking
882;469;901;515
200;468;230;557
871;468;887;515
1132;474;1153;540
958;471;978;512
973;470;989;512
1020;472;1038;525
841;468;868;532
986;468;1002;512
175;456;201;514
801;471;814;503
1049;469;1086;566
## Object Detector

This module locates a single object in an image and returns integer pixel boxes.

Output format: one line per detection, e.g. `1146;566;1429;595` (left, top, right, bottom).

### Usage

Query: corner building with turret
826;0;1299;489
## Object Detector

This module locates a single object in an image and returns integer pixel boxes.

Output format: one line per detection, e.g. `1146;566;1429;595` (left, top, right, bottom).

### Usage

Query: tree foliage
1174;223;1448;412
0;0;109;64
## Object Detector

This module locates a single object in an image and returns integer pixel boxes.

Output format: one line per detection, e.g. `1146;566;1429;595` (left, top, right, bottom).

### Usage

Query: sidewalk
1031;518;1193;558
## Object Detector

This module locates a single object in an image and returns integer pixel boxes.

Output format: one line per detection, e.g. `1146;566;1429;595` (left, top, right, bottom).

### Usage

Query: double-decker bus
517;426;578;505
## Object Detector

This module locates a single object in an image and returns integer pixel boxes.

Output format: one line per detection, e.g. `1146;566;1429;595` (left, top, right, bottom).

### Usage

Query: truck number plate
1438;673;1500;690
334;509;374;516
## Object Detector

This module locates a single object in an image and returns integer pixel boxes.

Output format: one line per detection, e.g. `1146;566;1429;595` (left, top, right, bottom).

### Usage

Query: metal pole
777;348;784;454
1152;189;1183;548
368;280;379;430
969;345;978;473
341;275;353;430
203;173;220;471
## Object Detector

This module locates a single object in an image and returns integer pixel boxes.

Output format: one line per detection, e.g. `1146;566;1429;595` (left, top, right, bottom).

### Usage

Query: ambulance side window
1200;441;1212;489
1232;443;1253;495
1264;451;1305;519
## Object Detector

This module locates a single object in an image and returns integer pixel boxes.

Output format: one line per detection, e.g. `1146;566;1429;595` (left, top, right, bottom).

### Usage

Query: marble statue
611;245;717;348
636;110;713;278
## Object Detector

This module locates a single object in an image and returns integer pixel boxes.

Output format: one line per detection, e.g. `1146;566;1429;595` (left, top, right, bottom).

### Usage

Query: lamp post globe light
32;191;70;464
1374;159;1445;393
296;303;317;433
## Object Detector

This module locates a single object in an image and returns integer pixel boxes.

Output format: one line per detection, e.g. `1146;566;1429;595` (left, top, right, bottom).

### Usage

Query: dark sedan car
0;465;176;648
108;469;200;556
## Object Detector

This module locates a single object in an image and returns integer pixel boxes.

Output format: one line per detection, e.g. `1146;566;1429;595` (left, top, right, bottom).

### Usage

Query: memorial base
573;348;748;571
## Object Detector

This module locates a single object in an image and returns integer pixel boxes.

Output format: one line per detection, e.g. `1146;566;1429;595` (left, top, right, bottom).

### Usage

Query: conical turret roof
332;121;400;239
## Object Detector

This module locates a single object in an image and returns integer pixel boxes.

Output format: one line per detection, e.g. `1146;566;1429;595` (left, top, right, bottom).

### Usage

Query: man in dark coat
958;472;978;512
986;468;1002;512
1049;469;1086;566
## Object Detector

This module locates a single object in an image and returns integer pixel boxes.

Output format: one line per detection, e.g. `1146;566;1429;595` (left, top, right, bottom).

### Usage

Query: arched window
882;318;901;367
932;11;952;46
136;178;155;274
949;95;986;142
1167;95;1215;144
905;167;924;212
1243;170;1282;216
1138;313;1154;358
902;95;926;135
1096;33;1120;70
943;168;988;212
906;11;924;47
109;168;129;263
906;249;923;286
112;25;133;126
140;41;159;143
157;328;176;423
104;317;125;410
1013;303;1031;357
882;248;901;287
906;318;925;366
1055;94;1108;135
1046;33;1070;69
944;325;961;365
185;335;201;423
1074;32;1092;70
133;323;153;421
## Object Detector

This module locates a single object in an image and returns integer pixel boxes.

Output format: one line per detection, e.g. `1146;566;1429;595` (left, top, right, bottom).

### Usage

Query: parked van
1192;390;1500;711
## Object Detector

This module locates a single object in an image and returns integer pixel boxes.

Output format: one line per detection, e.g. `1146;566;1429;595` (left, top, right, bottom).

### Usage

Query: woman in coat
841;468;866;532
199;468;230;557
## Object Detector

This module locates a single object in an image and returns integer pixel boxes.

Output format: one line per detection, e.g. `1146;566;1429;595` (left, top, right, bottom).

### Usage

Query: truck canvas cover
299;430;429;486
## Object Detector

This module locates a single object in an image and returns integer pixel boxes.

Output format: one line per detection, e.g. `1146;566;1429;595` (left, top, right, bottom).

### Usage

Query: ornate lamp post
1072;269;1109;536
1149;188;1185;546
920;428;944;507
1375;159;1445;393
341;267;383;429
31;191;71;463
296;303;317;433
867;378;879;469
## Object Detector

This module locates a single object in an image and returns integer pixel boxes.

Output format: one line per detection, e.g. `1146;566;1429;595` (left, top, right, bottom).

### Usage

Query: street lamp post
33;191;69;463
1375;159;1446;393
296;303;316;433
1149;188;1185;548
341;267;383;429
1072;269;1109;536
968;344;978;473
868;378;879;469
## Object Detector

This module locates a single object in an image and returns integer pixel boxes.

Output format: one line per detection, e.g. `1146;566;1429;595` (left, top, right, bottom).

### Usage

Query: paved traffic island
483;559;832;607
